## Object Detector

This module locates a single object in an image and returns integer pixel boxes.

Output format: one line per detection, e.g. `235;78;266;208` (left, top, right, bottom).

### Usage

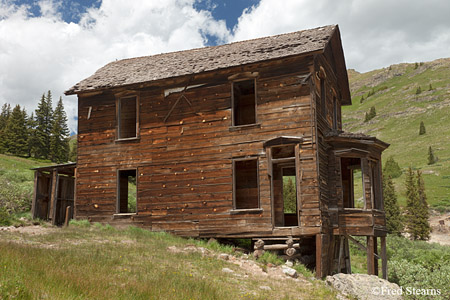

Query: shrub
0;177;32;216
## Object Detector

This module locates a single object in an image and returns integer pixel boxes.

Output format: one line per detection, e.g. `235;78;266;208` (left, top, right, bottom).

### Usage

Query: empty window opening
282;168;298;226
371;161;382;209
118;170;137;213
341;157;364;209
118;96;137;139
320;78;326;117
233;79;256;126
234;159;259;209
333;96;338;129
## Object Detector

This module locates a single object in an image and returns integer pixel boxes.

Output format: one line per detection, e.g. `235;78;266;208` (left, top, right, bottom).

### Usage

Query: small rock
259;286;272;291
222;267;234;273
282;266;298;278
219;253;229;260
285;260;294;267
267;263;275;268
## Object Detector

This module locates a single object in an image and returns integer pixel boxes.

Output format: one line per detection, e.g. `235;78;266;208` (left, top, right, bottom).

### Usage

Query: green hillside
343;58;450;209
0;154;50;224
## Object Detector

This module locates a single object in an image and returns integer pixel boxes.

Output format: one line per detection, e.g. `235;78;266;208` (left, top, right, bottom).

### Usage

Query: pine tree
428;83;433;91
383;156;402;178
419;121;426;135
0;103;12;153
360;95;365;103
405;167;420;240
427;146;436;165
26;112;39;158
383;175;403;235
50;97;70;163
3;105;28;156
68;140;77;162
415;170;431;240
34;91;53;159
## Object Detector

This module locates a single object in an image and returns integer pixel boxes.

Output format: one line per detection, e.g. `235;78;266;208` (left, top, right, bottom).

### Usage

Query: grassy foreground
0;222;336;300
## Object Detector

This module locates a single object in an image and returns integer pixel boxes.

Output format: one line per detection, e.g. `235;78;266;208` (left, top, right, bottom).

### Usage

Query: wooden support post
50;170;59;225
315;234;323;278
367;236;375;275
64;206;71;227
381;236;387;280
31;171;39;219
338;235;344;273
344;237;352;274
374;237;379;276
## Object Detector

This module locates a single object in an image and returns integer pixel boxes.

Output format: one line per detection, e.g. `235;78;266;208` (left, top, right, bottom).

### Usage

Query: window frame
231;78;258;127
232;157;260;210
116;94;140;141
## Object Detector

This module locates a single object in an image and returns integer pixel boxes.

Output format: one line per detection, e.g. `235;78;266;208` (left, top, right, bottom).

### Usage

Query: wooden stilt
381;236;387;280
367;236;375;275
344;237;352;274
315;234;323;278
374;237;379;276
338;235;344;273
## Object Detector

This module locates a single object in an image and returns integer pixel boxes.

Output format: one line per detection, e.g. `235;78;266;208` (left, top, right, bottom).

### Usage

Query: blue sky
1;0;450;133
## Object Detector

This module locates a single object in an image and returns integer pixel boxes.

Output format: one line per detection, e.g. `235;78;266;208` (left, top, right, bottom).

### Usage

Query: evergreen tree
428;83;433;91
383;156;402;178
0;103;11;130
419;121;426;135
68;140;77;162
360;95;365;103
26;112;39;158
427;146;436;165
364;106;376;122
3;105;28;156
34;91;53;159
50;97;70;163
415;170;431;240
405;167;420;240
383;175;403;235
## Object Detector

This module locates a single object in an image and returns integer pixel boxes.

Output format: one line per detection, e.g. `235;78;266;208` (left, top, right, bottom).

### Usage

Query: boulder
326;273;403;300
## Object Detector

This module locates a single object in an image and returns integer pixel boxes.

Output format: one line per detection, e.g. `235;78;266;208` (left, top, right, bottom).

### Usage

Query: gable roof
65;25;350;103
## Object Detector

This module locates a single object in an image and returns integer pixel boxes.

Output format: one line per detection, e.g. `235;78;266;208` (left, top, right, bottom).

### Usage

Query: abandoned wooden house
33;25;390;278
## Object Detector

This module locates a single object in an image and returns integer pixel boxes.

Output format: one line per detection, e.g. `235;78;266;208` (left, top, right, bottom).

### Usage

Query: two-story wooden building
34;25;389;278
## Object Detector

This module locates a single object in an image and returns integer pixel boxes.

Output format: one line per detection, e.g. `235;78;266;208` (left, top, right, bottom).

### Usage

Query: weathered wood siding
76;55;322;237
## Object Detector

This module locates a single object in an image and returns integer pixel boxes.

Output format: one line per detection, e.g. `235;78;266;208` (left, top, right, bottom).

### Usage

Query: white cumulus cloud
0;0;229;133
231;0;450;72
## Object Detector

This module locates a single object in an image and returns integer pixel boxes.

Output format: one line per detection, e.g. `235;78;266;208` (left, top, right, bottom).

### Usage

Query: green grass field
0;223;336;300
344;59;450;209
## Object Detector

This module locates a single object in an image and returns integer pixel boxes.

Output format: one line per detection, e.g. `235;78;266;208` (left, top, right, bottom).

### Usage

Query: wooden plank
31;171;39;219
381;236;387;280
316;234;323;278
50;170;58;225
367;236;375;275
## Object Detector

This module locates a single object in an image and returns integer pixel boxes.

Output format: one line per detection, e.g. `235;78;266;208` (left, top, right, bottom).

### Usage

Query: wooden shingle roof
65;25;342;95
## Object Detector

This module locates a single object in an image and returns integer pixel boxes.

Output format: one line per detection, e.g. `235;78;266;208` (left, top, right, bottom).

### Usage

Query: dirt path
428;211;450;246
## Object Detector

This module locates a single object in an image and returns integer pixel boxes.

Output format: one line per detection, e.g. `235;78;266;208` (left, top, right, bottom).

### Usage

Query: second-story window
117;96;138;139
232;79;256;126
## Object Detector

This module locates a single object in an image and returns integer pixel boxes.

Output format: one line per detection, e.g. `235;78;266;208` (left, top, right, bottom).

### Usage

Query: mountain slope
343;58;450;209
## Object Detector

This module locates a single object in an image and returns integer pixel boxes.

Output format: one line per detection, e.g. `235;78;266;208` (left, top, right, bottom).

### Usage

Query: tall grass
0;224;337;300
